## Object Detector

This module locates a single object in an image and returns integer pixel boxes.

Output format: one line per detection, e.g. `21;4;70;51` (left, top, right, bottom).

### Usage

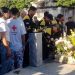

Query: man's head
0;7;10;19
68;17;73;22
44;11;49;17
44;13;53;22
20;9;28;19
28;6;37;18
10;7;19;18
57;14;64;22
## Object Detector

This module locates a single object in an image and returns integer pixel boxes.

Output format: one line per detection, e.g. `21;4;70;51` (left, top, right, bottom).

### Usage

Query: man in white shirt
8;7;26;69
0;7;14;75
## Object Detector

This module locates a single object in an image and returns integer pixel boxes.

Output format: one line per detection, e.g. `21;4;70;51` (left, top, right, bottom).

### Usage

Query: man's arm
1;32;11;58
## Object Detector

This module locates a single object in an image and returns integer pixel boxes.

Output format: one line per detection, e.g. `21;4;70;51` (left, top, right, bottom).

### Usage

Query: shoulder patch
40;19;45;26
52;20;57;25
23;15;30;20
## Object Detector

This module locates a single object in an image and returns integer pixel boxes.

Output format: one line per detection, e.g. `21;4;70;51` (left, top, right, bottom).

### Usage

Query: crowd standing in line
0;6;75;75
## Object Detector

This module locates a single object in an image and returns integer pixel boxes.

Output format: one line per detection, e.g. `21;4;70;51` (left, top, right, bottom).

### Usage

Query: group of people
38;11;75;60
0;6;38;75
0;5;75;75
0;7;26;75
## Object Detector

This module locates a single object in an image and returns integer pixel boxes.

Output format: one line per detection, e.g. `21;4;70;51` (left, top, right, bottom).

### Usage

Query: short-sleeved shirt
8;17;26;51
23;15;36;33
0;18;6;32
0;18;10;41
66;21;75;35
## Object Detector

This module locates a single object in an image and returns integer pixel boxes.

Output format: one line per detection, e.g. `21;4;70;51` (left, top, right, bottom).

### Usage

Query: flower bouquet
55;30;75;64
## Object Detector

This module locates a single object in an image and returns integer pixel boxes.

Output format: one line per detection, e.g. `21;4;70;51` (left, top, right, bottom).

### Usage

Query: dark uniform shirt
39;19;53;34
65;21;75;35
39;19;54;60
23;15;36;33
23;15;34;67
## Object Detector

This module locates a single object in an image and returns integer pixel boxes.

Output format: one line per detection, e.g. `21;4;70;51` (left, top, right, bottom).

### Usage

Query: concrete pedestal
29;32;43;67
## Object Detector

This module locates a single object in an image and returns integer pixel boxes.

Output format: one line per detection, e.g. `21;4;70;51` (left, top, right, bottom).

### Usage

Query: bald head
20;9;28;19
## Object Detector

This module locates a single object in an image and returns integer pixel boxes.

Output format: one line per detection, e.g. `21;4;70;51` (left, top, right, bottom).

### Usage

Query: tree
0;0;7;7
56;0;75;7
0;0;35;9
9;0;25;9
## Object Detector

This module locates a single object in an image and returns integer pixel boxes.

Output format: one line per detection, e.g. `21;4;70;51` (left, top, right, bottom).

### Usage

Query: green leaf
0;0;36;9
56;0;75;6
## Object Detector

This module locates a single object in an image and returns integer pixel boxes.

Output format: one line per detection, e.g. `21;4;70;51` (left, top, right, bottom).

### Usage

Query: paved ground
5;62;75;75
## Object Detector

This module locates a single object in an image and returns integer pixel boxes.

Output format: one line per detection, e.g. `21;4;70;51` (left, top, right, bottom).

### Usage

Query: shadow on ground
5;62;75;75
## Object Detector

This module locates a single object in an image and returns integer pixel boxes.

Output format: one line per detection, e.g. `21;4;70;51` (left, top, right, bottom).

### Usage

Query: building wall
36;7;63;20
35;0;75;22
36;7;75;22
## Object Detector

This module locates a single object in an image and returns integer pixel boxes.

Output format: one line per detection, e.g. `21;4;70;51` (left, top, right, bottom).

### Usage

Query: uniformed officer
55;14;66;38
23;6;37;67
39;12;54;60
23;6;37;32
65;17;75;35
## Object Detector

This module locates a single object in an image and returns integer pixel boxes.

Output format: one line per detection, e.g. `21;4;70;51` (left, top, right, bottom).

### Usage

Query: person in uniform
23;6;37;67
39;12;53;60
65;17;75;35
55;14;66;38
39;11;49;28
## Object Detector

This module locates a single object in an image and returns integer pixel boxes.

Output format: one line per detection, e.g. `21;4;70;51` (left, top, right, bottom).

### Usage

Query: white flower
55;39;63;45
67;41;71;44
64;47;67;50
55;37;64;45
63;39;68;44
59;37;63;40
68;44;73;49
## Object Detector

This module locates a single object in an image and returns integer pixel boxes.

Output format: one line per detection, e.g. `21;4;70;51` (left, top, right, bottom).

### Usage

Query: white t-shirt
8;18;26;51
0;18;10;41
6;18;13;24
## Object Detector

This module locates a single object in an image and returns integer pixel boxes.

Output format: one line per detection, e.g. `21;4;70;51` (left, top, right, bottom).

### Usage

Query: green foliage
56;42;65;54
68;30;75;46
0;0;7;7
0;0;35;9
73;52;75;59
56;0;75;6
9;0;25;9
